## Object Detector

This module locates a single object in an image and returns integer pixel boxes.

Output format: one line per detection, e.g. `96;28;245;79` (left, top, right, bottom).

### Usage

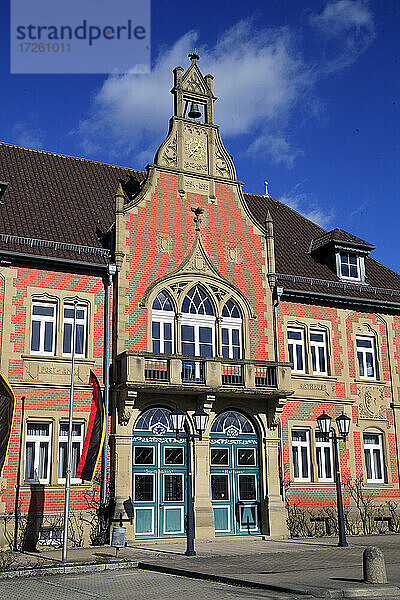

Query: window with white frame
62;304;87;357
310;330;328;375
221;298;242;359
152;291;174;354
30;302;56;355
315;432;333;481
363;432;384;482
338;252;361;280
25;421;52;484
356;336;376;379
181;285;215;357
287;328;305;373
58;422;84;483
292;429;311;481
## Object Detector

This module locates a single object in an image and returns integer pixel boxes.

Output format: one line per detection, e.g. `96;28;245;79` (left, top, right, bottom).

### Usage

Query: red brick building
0;54;399;546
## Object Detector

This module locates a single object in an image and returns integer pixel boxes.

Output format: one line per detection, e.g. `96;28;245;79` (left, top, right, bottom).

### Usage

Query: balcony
114;352;292;398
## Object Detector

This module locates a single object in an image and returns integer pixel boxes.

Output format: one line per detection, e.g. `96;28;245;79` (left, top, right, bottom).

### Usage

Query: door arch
210;410;260;536
132;407;186;538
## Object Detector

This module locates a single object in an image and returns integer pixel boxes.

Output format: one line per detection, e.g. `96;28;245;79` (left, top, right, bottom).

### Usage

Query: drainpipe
273;286;286;504
101;262;117;506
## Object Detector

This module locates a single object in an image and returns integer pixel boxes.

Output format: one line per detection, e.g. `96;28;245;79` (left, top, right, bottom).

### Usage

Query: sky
1;0;399;272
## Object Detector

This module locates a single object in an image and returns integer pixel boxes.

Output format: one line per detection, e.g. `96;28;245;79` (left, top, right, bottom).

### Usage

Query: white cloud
248;134;304;168
12;123;44;149
309;0;375;71
280;190;334;228
310;0;373;35
76;20;313;165
75;3;375;168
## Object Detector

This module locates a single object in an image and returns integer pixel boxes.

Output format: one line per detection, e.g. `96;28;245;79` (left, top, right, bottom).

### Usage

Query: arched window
181;285;215;357
152;291;174;354
221;299;242;359
182;285;214;315
211;410;255;435
134;407;173;432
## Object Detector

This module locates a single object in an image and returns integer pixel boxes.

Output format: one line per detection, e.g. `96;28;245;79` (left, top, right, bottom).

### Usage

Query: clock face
185;136;206;161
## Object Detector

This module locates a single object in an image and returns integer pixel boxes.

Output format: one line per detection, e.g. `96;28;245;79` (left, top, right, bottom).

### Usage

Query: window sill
22;354;95;364
354;378;386;386
22;482;92;489
290;481;335;487
292;373;337;382
363;481;393;488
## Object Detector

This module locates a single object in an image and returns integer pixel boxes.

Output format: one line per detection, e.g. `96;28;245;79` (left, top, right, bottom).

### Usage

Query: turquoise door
132;408;186;539
210;411;260;536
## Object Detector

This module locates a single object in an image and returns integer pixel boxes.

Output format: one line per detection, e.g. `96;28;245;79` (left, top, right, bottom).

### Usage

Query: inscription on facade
293;378;336;398
183;176;209;196
24;360;90;384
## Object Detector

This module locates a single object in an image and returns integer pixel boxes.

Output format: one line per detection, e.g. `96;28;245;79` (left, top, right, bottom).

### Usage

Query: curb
137;561;314;596
0;559;139;580
137;562;400;599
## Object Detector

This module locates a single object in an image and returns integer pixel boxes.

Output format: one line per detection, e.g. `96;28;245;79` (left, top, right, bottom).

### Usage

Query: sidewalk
1;535;400;599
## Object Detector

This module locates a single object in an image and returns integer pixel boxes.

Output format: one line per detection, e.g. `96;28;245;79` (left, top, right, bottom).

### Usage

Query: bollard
363;546;387;584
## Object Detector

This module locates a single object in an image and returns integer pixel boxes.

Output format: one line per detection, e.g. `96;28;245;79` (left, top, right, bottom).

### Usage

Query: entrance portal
132;408;186;538
210;411;260;536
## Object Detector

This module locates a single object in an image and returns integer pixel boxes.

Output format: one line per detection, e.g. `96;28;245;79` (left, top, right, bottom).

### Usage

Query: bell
188;102;201;119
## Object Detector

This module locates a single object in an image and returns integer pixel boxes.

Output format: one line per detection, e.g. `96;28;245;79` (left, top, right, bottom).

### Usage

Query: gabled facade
0;55;399;547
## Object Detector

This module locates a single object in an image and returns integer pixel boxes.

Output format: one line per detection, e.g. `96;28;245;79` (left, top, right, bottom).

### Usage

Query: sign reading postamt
10;0;150;74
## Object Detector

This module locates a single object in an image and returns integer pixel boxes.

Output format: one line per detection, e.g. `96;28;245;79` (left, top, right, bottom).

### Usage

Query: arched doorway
132;407;186;539
210;410;260;536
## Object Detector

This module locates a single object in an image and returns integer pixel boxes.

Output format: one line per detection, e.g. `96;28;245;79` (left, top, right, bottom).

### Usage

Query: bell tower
154;53;237;202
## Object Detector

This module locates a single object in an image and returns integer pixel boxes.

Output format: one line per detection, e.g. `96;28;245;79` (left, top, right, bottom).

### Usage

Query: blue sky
1;1;399;272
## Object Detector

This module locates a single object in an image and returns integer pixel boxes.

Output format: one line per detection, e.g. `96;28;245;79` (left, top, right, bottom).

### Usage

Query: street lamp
316;410;351;547
170;406;209;556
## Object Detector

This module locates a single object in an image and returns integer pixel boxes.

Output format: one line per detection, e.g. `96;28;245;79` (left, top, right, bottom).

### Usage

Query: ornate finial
188;51;200;63
191;206;204;231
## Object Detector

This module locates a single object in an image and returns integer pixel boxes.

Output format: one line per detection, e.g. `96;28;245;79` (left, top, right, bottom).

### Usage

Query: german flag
0;372;16;477
75;371;106;481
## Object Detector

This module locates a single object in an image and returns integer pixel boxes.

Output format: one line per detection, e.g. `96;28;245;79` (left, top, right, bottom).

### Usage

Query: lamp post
170;406;209;556
316;410;351;547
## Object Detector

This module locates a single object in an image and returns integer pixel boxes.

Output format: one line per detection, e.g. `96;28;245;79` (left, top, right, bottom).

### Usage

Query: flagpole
62;300;77;563
13;395;25;551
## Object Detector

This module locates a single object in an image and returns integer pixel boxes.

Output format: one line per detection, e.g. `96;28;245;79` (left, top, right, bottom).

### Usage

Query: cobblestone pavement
0;568;302;600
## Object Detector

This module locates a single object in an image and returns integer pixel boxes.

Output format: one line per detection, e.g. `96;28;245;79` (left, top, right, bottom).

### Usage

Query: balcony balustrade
115;352;291;397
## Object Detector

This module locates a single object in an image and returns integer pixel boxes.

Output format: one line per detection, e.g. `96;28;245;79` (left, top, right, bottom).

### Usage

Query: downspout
101;262;117;506
273;286;286;504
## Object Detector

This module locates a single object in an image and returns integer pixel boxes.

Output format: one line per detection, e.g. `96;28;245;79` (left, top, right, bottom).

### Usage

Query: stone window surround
358;422;393;487
351;321;382;383
288;419;346;486
145;279;251;359
284;317;332;378
336;252;366;283
21;409;89;488
24;287;95;361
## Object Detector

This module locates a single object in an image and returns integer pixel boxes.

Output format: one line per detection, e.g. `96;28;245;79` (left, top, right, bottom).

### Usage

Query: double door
210;441;260;535
132;438;186;538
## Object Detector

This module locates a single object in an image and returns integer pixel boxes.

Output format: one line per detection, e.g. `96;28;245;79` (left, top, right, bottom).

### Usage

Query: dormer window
338;252;362;280
310;228;374;284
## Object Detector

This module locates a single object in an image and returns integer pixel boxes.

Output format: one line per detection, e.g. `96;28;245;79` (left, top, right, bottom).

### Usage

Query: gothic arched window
181;285;215;357
134;407;173;432
152;291;174;354
211;410;255;435
221;298;242;359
